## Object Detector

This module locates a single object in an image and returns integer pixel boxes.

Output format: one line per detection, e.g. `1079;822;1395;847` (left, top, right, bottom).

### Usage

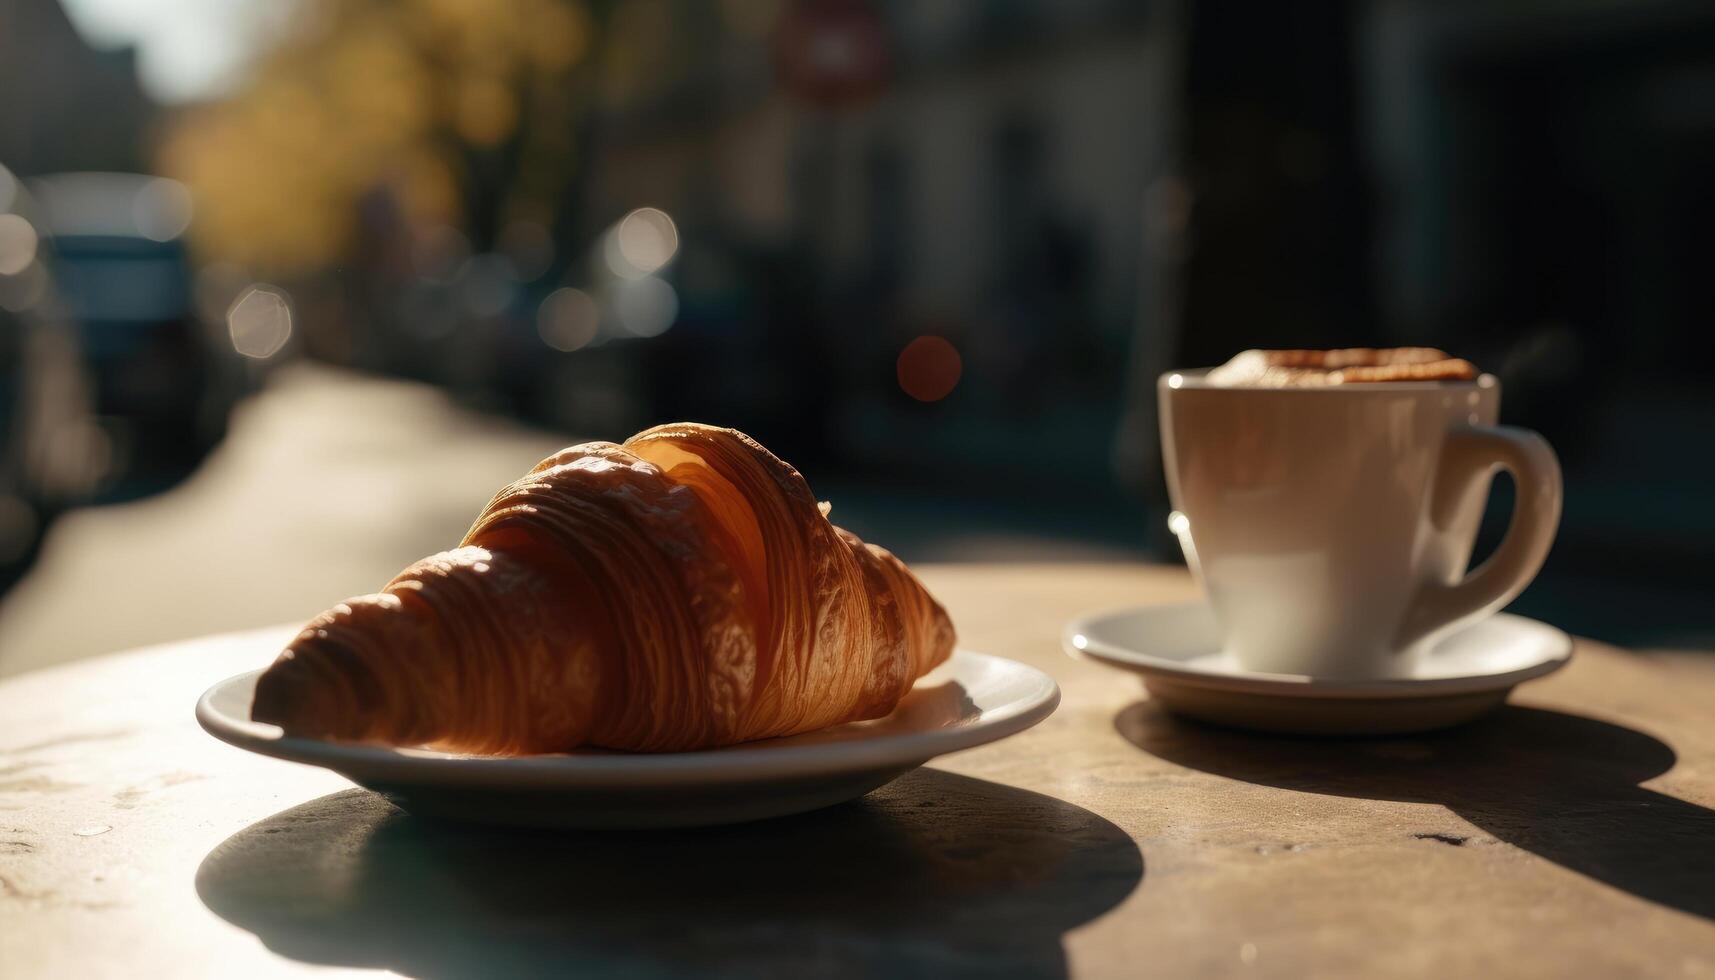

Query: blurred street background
2;0;1713;675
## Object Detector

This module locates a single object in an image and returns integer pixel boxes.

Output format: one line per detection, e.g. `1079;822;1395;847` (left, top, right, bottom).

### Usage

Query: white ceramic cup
1158;369;1562;679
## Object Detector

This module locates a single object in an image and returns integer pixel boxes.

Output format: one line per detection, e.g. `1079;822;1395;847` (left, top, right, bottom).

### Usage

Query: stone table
2;563;1712;978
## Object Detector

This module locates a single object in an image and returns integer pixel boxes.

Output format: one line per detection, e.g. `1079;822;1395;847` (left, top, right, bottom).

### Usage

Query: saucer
1065;603;1572;735
197;650;1059;829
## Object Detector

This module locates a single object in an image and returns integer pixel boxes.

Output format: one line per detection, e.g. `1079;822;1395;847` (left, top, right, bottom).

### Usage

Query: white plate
1065;603;1571;735
197;650;1059;829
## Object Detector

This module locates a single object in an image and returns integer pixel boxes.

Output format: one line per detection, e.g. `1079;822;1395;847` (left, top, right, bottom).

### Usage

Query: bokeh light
611;276;678;337
226;285;294;359
132;177;195;242
896;335;963;402
0;214;39;276
537;287;600;351
605;207;678;278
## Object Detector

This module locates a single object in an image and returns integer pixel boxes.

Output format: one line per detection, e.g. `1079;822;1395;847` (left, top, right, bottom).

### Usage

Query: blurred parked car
27;172;246;499
0;165;105;588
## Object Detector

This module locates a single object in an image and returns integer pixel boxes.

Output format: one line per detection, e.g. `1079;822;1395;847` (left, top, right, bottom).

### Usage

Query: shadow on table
196;768;1142;978
1116;702;1715;922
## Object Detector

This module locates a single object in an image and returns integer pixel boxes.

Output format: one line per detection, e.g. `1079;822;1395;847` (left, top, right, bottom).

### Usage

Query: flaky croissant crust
251;423;956;754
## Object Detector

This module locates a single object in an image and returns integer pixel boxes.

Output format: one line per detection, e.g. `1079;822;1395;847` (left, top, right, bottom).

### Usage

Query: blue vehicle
0;165;102;588
26;172;243;500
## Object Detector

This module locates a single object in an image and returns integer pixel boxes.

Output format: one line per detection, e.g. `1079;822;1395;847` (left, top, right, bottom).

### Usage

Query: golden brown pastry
251;424;956;754
1207;347;1478;387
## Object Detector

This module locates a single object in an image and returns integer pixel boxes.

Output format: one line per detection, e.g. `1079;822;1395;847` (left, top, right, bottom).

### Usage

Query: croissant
250;423;956;754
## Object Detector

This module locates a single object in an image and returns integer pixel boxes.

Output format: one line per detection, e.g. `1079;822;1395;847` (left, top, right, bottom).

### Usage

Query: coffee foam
1205;348;1478;387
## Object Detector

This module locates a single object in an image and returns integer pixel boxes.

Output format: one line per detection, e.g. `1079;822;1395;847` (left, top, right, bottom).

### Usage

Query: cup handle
1396;425;1563;648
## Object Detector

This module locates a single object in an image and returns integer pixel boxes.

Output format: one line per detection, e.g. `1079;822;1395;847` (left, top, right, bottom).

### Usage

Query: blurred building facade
561;0;1168;477
0;0;153;176
3;0;1712;647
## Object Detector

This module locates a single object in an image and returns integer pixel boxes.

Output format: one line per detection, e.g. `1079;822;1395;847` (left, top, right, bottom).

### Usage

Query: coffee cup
1158;369;1561;678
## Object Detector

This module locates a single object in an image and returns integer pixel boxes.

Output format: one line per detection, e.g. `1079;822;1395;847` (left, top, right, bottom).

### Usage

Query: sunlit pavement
0;364;572;677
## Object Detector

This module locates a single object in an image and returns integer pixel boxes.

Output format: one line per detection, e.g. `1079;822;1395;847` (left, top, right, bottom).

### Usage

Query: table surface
2;563;1712;979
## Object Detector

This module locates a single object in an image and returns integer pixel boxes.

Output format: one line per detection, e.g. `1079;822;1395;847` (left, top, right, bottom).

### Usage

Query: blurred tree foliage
160;0;602;276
